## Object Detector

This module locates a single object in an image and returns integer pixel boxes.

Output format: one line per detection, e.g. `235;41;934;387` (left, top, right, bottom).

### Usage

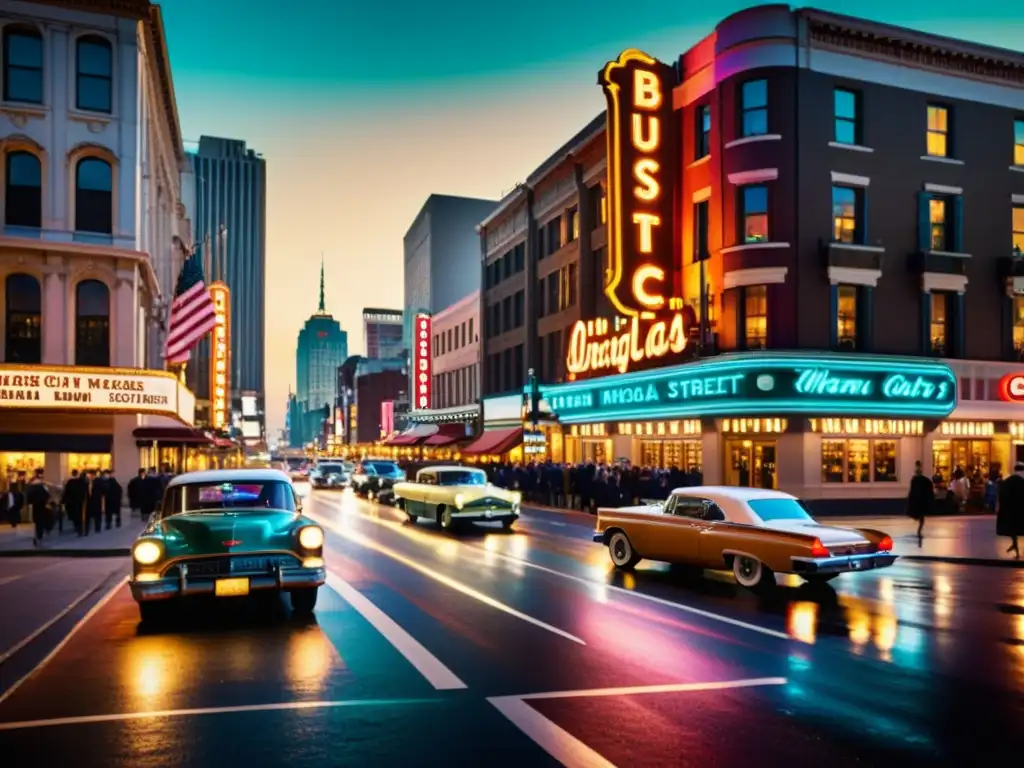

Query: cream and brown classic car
593;487;896;589
392;466;521;530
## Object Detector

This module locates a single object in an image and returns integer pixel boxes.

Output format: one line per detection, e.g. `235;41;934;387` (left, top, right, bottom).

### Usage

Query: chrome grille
163;554;302;578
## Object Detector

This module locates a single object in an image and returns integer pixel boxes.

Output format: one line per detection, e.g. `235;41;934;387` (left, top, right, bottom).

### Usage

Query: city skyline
161;0;1024;435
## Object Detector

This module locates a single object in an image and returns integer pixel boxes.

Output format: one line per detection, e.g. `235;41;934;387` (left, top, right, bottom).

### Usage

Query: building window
513;243;524;272
929;196;949;251
696;104;711;158
74;157;113;234
76;35;113;113
926;105;949;158
833;89;859;145
1013;296;1024;360
831;186;862;244
836;285;857;350
3;26;43;104
821;439;898;483
740;79;768;137
693;200;709;261
929;292;948;357
75;279;110;366
1014;204;1024;256
567;206;579;241
4;273;42;364
514;290;524;328
740;185;768;243
4;151;42;228
744;286;767;349
468;317;474;342
1016;120;1024;167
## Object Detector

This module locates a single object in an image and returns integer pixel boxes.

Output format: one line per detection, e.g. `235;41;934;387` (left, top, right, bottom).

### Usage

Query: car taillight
810;538;830;558
877;535;893;551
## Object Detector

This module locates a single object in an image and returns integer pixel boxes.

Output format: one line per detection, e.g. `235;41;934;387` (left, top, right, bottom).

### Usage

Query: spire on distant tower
318;254;325;313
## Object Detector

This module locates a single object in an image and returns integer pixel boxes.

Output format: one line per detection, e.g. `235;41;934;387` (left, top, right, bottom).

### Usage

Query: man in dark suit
102;469;123;529
84;470;106;535
61;470;86;535
127;468;146;519
997;462;1024;559
907;461;935;545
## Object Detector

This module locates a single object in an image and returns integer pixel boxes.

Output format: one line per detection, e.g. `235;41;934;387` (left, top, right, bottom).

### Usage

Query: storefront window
67;453;112;474
821;439;898;483
1;452;45;475
641;441;661;467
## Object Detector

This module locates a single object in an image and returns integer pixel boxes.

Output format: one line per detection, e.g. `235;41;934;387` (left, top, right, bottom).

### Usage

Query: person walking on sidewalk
61;470;86;535
907;461;934;545
102;469;123;529
26;469;50;548
127;468;146;518
84;470;106;535
996;461;1024;559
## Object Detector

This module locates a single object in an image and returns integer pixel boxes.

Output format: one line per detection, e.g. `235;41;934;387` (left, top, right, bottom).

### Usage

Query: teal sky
159;1;1023;436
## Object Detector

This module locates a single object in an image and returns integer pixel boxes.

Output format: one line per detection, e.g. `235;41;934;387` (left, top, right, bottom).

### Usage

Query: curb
900;554;1024;568
0;548;130;558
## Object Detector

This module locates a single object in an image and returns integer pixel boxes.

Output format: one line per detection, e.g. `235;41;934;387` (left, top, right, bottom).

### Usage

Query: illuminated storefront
0;363;197;485
538;352;958;500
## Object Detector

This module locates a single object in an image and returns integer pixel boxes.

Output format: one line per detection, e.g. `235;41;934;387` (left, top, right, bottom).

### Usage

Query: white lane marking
309;510;586;645
489;677;787;768
0;574;129;706
0;697;435;731
0;577;114;664
529;519;568;528
489;696;616;768
471;546;793;641
0;575;22;587
515;676;788;701
325;571;466;690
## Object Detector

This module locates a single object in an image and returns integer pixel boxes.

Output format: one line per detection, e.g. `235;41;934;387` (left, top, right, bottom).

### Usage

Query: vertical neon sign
209;281;230;429
414;313;432;409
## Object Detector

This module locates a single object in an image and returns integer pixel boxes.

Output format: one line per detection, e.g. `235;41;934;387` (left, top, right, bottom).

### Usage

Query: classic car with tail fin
593;487;896;589
129;469;326;622
392;466;521;530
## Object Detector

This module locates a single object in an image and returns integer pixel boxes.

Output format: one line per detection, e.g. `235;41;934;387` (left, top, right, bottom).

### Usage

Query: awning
422;423;470;447
385;423;439;446
132;426;212;445
461;427;523;456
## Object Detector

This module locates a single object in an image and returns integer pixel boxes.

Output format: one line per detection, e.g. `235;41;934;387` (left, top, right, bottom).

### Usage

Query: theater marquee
540;354;957;424
566;49;687;378
0;364;196;424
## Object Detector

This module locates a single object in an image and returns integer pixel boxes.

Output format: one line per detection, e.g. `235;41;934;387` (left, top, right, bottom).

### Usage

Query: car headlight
511;491;522;505
133;540;162;565
298;526;324;550
454;493;464;510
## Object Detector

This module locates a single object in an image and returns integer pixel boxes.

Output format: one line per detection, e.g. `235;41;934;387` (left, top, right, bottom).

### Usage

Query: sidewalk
0;517;144;556
523;502;1021;567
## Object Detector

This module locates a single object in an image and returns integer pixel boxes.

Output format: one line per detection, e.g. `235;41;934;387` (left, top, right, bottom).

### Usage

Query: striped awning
384;423;439;446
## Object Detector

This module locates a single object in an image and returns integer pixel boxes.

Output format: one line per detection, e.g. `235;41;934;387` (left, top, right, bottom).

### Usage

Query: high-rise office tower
186;136;267;434
295;262;348;446
362;308;404;359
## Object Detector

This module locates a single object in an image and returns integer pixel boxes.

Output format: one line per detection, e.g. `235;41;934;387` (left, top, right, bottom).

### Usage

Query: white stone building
0;0;197;485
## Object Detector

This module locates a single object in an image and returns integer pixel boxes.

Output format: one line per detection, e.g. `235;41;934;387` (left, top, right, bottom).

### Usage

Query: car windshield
162;481;297;516
370;462;401;475
748;498;814;522
319;464;343;474
437;471;486;486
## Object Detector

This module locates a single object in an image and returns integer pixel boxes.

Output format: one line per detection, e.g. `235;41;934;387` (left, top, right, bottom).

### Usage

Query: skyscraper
362;308;404;359
186;136;267;433
294;261;348;446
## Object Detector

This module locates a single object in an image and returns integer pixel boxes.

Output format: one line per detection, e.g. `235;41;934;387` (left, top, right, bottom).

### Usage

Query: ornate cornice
25;0;149;20
145;6;185;167
807;19;1024;88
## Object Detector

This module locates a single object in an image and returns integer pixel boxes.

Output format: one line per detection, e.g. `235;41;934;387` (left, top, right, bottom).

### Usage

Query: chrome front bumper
592;532;604;543
791;552;897;574
452;508;518;522
130;566;326;602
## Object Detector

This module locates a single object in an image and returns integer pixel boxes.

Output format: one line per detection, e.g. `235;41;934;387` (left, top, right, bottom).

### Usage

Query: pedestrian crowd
1;465;175;548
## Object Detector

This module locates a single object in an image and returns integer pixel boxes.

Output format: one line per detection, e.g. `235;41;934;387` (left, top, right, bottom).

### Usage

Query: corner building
479;5;1024;511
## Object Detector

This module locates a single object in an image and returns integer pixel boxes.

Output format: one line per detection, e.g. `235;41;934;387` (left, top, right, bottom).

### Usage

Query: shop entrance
932;439;993;481
725;439;777;489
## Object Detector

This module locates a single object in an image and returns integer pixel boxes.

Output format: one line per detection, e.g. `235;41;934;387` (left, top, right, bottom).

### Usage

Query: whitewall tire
733;556;773;589
440;506;453;530
607;531;640;570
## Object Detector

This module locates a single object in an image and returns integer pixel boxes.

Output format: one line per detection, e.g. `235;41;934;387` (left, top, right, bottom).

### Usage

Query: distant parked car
393;466;520;531
350;460;405;500
310;461;352;489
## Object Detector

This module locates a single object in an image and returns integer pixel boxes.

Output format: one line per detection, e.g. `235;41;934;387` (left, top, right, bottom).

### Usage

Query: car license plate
215;578;250;597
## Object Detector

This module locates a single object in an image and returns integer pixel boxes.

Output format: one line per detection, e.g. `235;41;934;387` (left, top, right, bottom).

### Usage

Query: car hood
759;519;868;546
150;510;308;557
453;484;517;504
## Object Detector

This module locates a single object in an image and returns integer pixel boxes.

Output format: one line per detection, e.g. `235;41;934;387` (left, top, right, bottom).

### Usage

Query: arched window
5;151;42;228
75;35;112;113
4;273;42;363
75;279;110;366
3;26;43;104
74;157;112;234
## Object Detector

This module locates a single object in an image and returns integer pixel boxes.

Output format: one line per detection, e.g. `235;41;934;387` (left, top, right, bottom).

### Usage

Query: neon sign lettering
539;355;958;423
566;313;687;375
598;49;678;320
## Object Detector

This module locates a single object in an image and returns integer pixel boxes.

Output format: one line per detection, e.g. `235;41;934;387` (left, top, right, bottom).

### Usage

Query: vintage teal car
129;468;326;622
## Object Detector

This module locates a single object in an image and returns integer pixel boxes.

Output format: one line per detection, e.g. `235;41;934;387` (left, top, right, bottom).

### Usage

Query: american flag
163;237;217;364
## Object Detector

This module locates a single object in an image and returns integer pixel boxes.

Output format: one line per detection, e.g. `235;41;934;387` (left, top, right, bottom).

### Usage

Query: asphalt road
0;487;1021;766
